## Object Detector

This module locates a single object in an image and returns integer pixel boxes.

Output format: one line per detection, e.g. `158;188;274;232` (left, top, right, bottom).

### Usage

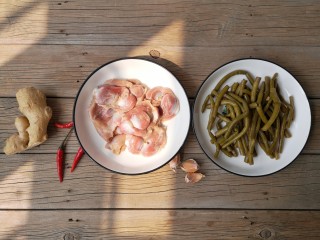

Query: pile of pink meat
89;79;180;156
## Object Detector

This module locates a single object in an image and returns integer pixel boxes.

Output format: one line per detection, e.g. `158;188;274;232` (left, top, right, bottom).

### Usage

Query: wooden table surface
1;1;320;239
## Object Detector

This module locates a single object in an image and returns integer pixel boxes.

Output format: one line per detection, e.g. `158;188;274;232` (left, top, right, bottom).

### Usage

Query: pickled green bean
201;95;210;113
210;85;229;124
214;145;221;158
213;70;249;92
247;111;259;165
227;105;236;119
258;131;270;154
208;130;216;142
239;79;247;97
269;117;280;153
222;93;249;148
251;77;261;103
256;82;265;105
207;96;216;130
221;100;241;116
224;112;247;139
217;119;223;130
243;94;251;104
284;129;292;138
215;127;228;137
286;96;294;128
261;88;281;131
231;82;239;93
249;103;258;109
221;148;233;157
217;113;231;123
245;72;255;85
258;135;268;155
264;76;270;104
271;73;278;88
279;112;288;153
257;106;268;124
237;139;245;156
242;89;252;96
241;136;248;155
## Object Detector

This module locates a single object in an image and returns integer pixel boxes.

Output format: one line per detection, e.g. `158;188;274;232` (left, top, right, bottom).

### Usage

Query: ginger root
3;87;52;155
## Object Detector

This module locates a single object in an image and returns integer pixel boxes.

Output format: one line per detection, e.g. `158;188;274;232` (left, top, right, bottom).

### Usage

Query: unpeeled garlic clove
185;172;205;183
169;154;181;173
180;159;199;173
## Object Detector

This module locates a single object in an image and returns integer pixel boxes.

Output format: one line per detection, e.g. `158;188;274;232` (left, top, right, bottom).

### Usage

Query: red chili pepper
54;121;74;129
56;128;73;182
71;147;85;172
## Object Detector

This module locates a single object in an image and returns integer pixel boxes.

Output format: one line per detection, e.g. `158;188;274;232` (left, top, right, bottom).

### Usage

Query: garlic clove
185;172;205;183
169;154;181;173
180;159;199;173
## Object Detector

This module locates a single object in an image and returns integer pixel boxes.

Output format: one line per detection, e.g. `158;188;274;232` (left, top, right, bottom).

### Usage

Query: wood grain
0;210;319;239
1;98;318;154
0;45;319;98
1;0;320;47
0;153;319;209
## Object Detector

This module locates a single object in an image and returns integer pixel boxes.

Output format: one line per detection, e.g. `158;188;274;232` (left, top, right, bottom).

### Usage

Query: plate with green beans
193;58;311;176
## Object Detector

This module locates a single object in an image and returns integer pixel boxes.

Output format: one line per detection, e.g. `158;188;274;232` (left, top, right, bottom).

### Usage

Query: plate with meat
73;58;190;174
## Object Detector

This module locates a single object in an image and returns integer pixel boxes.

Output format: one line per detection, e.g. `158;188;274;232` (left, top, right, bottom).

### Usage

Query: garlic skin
180;159;199;173
185;172;205;183
169;154;181;173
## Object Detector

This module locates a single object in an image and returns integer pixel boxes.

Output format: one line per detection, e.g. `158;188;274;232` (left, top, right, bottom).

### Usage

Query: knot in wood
149;50;160;59
64;232;80;240
259;229;272;239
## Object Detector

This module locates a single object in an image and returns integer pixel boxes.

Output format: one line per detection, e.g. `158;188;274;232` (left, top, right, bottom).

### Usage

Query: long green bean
264;76;270;103
241;136;248;155
213;70;249;92
286;96;294;128
246;72;255;85
207;96;216;130
217;113;231;123
258;131;271;156
257;82;265;105
209;85;229;126
221;100;241;116
239;79;247;97
261;88;281;131
279;112;288;153
269;117;280;154
237;139;245;156
284;129;292;138
227;105;236;119
257;106;268;123
221;148;233;157
247;111;260;165
249;103;258;109
251;77;261;103
201;95;210;113
242;89;252;96
231;82;239;93
271;73;278;88
222;93;249;148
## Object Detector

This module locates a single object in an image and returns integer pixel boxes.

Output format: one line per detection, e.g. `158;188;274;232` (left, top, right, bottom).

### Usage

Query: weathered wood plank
0;153;319;209
0;210;319;239
1;98;319;154
1;0;319;46
0;45;319;98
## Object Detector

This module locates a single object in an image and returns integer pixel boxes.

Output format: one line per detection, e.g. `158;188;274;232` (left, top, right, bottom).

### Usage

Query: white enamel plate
193;59;311;176
73;58;190;174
